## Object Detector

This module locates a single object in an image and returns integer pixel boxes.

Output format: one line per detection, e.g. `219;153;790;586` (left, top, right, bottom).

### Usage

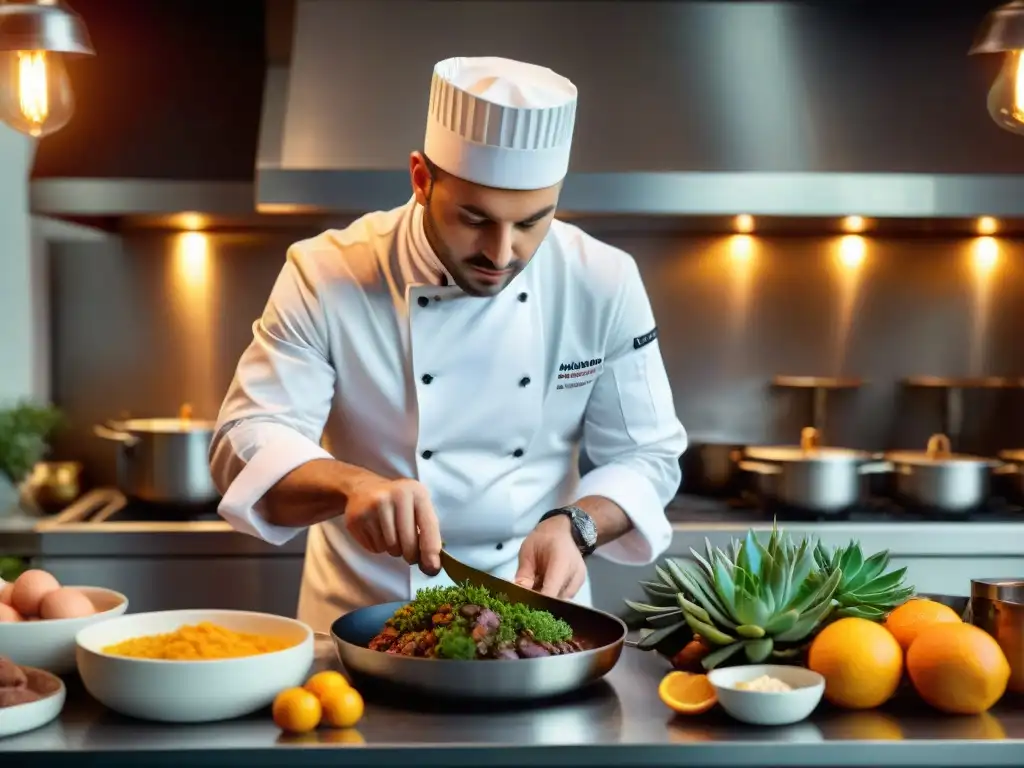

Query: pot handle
737;460;782;475
992;463;1019;476
800;427;820;452
93;424;139;447
926;433;952;458
858;461;893;475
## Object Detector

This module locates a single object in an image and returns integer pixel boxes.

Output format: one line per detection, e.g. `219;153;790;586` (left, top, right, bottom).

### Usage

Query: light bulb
0;49;75;138
986;48;1024;135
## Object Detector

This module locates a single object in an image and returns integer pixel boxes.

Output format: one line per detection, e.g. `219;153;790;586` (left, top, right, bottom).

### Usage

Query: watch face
570;508;598;549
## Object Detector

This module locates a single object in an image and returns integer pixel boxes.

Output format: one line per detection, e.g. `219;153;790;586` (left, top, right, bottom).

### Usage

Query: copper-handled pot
886;434;1003;514
739;427;890;514
94;404;219;505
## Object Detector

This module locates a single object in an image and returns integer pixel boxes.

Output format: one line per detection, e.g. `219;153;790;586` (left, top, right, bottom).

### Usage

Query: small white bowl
0;586;128;674
75;609;315;723
706;664;825;726
0;667;67;739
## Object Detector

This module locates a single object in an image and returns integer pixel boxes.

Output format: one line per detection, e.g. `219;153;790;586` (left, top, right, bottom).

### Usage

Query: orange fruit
304;670;350;701
657;671;717;715
320;686;365;728
272;687;323;733
807;617;903;709
883;598;961;652
906;622;1010;714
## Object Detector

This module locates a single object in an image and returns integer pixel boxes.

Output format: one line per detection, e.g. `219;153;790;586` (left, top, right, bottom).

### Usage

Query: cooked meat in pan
368;583;588;660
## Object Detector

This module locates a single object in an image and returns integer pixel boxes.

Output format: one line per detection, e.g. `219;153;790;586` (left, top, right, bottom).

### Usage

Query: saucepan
93;403;219;505
738;427;891;514
885;434;1003;514
329;550;626;701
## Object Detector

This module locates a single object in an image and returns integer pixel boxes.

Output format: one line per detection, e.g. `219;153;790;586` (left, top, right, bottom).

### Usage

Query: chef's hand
343;477;442;575
514;516;587;599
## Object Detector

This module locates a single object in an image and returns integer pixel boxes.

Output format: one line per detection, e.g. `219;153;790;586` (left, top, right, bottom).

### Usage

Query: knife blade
439;547;555;613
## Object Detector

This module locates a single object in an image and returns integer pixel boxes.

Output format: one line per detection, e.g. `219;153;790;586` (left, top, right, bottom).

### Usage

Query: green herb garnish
387;582;574;656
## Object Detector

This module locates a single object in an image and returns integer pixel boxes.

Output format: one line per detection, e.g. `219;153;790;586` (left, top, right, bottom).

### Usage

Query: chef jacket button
421;450;433;459
495;542;504;550
421;373;434;384
519;376;531;387
513;448;524;458
518;292;528;302
417;296;429;307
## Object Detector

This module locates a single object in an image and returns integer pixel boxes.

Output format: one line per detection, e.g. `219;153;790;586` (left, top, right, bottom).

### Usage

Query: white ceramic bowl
0;667;67;740
706;664;825;726
0;586;128;674
75;609;315;723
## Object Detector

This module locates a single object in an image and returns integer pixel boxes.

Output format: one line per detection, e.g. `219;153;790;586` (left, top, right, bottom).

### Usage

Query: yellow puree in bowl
101;621;298;660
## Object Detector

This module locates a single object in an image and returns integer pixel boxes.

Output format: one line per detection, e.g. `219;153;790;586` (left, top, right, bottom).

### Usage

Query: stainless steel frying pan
330;549;627;701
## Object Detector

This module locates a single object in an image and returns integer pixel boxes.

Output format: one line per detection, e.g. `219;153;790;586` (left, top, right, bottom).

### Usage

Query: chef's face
410;152;561;297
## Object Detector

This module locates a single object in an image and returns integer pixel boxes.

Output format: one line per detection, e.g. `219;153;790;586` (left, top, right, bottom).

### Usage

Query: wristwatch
539;505;598;557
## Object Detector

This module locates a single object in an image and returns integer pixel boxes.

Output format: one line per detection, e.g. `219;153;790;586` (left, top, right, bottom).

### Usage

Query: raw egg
0;604;23;623
39;587;95;620
0;582;13;606
11;570;61;618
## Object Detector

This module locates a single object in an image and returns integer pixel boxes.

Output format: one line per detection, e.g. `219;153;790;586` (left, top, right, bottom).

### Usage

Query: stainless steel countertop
1;494;1022;560
2;639;1023;767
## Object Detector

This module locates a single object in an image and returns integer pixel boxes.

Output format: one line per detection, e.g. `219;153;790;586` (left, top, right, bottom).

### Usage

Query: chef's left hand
514;516;586;599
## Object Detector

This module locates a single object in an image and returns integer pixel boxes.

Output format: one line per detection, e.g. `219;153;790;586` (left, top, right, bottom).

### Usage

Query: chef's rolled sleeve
209;244;337;546
580;257;686;565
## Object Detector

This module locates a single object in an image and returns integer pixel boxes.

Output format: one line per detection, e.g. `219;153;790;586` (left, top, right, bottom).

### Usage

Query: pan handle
737;460;782;475
93;424;139;447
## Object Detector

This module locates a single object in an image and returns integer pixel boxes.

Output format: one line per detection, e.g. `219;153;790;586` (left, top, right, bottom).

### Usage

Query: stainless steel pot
994;449;1024;499
94;404;219;505
886;434;1000;514
739;427;890;513
970;578;1024;694
680;440;745;496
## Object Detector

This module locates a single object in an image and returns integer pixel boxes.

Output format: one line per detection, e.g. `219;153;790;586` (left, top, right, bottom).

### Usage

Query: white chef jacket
210;197;686;633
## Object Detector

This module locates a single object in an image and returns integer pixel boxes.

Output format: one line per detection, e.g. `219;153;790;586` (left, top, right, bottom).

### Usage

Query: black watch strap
539;505;598;557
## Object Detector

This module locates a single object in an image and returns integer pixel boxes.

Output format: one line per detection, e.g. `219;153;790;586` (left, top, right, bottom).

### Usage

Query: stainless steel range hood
256;0;1024;218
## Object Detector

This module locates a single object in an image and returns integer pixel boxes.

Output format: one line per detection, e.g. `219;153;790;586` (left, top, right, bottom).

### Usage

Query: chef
210;56;687;632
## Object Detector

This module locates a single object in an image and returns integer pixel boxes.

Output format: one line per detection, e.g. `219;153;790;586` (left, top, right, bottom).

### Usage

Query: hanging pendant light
0;0;93;139
969;1;1024;135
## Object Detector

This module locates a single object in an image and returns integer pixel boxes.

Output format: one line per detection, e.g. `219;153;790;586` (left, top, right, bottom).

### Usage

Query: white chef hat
423;56;578;191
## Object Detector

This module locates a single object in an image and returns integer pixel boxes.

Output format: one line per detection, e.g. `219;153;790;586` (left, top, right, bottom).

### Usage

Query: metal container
739;427;890;513
886;434;1000;514
93;404;219;505
24;461;82;514
680;440;745;496
970;578;1024;695
994;449;1024;499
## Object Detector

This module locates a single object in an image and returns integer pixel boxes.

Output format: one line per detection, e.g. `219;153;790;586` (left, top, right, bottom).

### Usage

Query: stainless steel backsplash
47;226;1024;489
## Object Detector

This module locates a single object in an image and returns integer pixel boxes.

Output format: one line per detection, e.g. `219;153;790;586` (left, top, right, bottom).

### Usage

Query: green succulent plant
810;540;915;620
627;524;915;670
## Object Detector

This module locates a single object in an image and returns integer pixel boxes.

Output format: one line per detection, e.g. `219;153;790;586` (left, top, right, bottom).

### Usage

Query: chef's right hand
343;477;442;576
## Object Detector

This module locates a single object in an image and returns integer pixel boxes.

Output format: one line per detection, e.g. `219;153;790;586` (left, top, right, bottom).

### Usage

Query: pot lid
744;427;874;463
886;433;995;466
112;404;216;433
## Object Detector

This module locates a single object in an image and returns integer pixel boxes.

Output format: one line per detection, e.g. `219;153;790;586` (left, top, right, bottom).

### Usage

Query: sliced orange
304;670;350;701
658;671;718;715
272;687;323;733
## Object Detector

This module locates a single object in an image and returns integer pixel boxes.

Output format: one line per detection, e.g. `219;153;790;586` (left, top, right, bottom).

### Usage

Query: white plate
0;668;67;739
